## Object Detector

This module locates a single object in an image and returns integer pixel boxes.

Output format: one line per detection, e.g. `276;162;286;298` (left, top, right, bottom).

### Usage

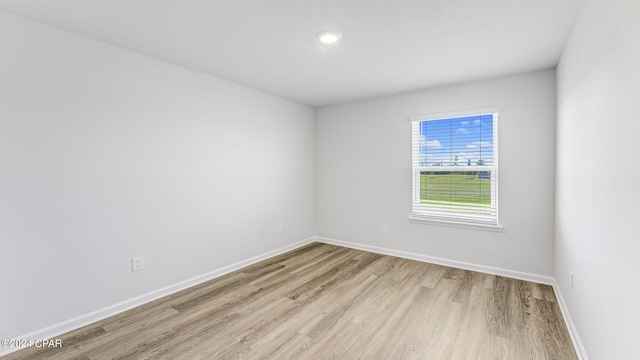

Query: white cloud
455;152;476;161
473;119;481;124
426;139;442;148
466;141;492;149
420;135;442;148
458;152;479;157
456;128;468;133
452;151;485;165
419;153;449;166
461;121;470;125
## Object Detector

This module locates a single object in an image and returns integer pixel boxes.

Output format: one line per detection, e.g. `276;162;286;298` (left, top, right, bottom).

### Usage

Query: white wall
316;70;557;276
556;0;640;358
0;10;315;340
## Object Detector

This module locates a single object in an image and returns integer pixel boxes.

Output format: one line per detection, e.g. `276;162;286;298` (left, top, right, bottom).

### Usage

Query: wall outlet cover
132;256;144;272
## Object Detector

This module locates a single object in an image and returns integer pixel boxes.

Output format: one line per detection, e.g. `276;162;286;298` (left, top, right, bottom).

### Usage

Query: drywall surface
556;0;640;358
315;70;556;276
0;11;314;339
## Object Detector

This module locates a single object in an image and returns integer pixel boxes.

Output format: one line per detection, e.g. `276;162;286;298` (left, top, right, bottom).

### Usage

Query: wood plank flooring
2;243;577;359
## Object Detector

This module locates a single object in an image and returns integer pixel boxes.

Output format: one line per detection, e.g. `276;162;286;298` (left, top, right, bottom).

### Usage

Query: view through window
411;111;499;227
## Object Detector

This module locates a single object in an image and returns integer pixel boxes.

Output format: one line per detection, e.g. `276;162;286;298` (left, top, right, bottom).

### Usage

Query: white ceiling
0;0;585;107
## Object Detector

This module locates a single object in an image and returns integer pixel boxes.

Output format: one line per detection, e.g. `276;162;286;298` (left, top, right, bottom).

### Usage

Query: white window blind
411;110;499;227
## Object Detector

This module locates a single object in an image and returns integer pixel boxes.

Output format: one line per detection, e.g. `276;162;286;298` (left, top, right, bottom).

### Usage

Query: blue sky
419;114;494;166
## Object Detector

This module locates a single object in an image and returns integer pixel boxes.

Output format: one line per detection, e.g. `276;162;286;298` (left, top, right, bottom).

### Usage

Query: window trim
408;215;503;232
409;107;502;230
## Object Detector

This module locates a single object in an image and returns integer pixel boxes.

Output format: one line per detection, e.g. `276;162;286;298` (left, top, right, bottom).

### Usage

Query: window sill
408;216;503;232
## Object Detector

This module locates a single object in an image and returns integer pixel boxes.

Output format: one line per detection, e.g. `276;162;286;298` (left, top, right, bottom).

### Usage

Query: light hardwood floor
3;243;577;359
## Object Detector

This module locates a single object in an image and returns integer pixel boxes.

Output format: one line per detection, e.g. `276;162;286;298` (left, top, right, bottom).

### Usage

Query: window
410;109;499;228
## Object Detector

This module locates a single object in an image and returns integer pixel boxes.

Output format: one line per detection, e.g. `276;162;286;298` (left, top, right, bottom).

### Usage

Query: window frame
409;108;502;231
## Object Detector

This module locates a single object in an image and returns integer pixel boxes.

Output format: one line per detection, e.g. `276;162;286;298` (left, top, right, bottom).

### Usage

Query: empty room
1;0;638;359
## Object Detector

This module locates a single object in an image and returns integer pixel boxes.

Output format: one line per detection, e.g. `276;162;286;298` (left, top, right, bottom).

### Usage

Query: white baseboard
315;236;554;285
551;280;589;360
0;237;315;358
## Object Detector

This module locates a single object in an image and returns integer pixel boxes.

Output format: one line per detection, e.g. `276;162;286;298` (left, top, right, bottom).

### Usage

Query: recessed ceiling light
316;30;342;44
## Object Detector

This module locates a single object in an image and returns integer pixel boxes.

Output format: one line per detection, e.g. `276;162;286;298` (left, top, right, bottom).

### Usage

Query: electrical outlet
569;270;574;290
381;223;388;233
132;256;144;272
277;223;283;232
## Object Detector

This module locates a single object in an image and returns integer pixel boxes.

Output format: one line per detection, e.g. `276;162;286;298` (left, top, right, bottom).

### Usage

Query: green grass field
420;172;491;206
